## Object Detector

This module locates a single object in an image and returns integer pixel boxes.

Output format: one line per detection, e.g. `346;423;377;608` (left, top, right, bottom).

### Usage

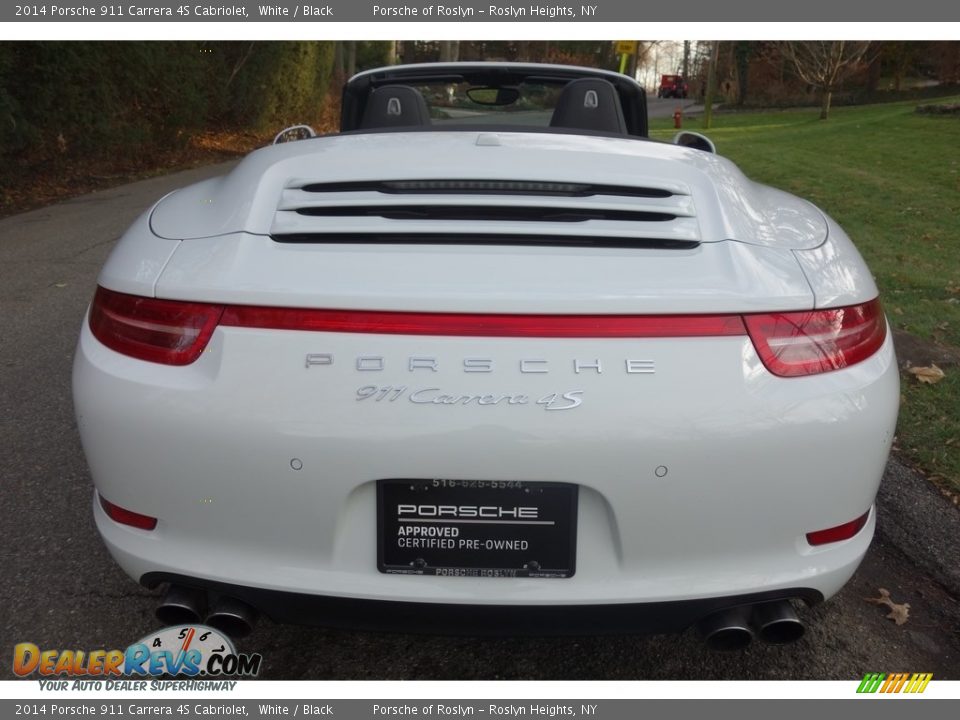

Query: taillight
98;494;158;531
89;287;223;366
744;299;886;377
806;509;870;546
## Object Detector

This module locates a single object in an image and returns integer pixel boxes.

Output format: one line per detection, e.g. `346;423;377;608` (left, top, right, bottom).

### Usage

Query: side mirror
273;125;317;145
672;131;716;154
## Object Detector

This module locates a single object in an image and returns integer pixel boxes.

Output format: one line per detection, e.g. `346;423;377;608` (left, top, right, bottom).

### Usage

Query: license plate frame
377;479;578;578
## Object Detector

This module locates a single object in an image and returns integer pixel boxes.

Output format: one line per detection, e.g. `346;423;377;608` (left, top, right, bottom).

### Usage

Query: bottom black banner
2;699;955;720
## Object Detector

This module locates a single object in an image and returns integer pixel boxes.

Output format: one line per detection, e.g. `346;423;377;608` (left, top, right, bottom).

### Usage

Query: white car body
73;64;898;644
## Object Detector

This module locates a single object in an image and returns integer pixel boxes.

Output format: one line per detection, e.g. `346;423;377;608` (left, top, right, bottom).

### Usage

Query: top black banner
5;0;960;22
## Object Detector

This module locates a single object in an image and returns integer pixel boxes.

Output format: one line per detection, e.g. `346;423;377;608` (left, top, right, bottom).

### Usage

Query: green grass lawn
652;100;960;493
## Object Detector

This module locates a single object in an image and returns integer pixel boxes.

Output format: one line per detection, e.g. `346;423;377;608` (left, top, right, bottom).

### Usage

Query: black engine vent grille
271;233;699;250
298;179;675;199
294;205;676;223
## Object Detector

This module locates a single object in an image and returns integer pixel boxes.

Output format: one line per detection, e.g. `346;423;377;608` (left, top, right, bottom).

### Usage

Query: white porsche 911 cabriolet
73;63;898;649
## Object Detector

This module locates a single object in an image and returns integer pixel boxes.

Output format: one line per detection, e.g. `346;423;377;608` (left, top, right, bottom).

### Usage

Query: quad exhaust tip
752;600;805;645
156;584;205;627
698;600;805;650
698;605;754;651
156;585;259;640
205;596;258;639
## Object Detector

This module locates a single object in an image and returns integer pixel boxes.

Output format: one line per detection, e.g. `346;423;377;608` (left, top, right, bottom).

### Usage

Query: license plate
377;479;578;578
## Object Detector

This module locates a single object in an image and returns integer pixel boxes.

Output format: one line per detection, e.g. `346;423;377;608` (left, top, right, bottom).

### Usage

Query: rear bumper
76;317;898;610
141;571;823;635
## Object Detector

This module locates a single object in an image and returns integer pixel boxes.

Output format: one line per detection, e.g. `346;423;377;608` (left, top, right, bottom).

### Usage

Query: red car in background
658;74;688;99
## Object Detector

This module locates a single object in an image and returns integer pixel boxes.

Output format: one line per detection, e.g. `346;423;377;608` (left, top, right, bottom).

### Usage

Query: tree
883;41;917;92
439;41;459;62
733;41;759;106
702;41;720;129
346;41;356;78
932;41;960;84
777;41;872;119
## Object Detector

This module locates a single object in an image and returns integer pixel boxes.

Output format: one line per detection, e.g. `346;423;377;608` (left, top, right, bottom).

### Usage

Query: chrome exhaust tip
752;600;805;645
156;584;205;626
205;596;258;639
697;606;754;651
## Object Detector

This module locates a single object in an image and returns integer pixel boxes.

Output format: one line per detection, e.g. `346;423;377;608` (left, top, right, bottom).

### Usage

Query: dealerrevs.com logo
14;625;262;684
857;673;933;694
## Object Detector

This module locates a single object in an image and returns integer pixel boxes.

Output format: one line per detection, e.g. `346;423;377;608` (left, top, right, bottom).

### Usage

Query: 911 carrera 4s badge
357;385;584;411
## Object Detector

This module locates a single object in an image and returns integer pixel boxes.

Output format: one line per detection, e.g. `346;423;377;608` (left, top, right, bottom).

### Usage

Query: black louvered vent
271;233;698;250
294;205;675;223
299;179;674;199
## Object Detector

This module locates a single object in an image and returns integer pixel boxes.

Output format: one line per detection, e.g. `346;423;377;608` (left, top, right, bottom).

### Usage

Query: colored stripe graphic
857;673;885;693
912;673;933;693
857;672;932;693
880;673;907;693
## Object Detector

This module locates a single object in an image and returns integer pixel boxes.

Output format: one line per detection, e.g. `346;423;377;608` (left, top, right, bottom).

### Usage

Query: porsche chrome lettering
305;354;655;374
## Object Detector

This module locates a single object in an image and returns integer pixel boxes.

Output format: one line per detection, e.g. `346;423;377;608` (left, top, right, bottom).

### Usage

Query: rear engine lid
148;131;827;251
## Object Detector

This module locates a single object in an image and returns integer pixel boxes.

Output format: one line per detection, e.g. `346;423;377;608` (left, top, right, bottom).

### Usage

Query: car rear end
73;132;898;643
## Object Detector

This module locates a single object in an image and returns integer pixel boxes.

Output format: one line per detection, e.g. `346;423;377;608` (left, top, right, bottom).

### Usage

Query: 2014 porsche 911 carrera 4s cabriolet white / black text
73;63;899;649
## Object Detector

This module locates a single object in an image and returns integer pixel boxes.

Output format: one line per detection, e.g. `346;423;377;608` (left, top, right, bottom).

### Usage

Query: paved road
1;163;958;680
646;96;703;119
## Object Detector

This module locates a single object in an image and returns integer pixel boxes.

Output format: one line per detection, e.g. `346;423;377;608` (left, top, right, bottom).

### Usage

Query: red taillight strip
806;509;871;546
98;493;158;531
89;287;223;366
90;287;887;377
220;306;747;338
743;298;886;377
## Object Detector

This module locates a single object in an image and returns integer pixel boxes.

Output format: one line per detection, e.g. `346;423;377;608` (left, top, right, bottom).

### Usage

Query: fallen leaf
865;587;911;625
908;364;945;384
886;603;910;625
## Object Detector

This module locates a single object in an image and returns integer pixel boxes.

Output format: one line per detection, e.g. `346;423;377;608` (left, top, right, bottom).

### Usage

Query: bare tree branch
776;41;872;119
226;42;256;89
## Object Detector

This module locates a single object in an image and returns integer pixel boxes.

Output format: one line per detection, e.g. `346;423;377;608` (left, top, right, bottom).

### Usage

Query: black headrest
360;85;431;129
550;78;627;135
